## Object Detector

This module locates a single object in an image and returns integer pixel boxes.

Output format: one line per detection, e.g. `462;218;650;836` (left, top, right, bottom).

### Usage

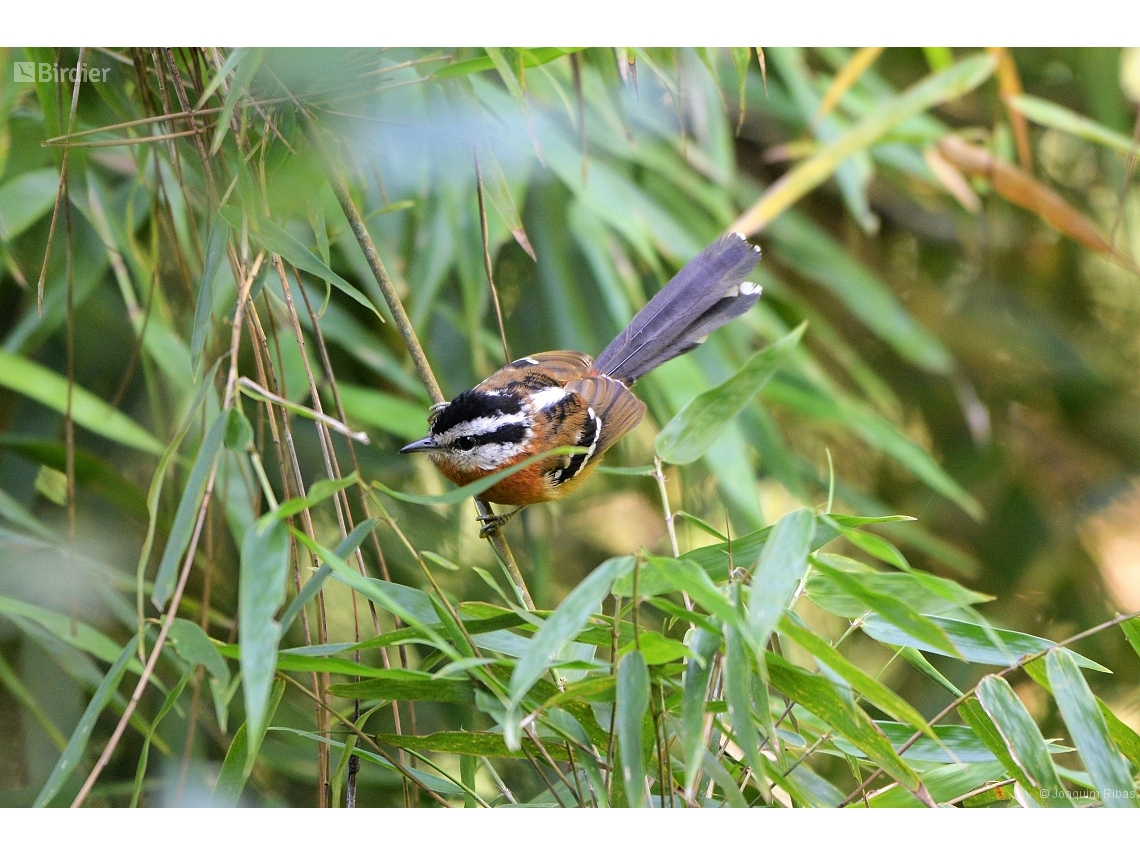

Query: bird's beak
400;436;439;454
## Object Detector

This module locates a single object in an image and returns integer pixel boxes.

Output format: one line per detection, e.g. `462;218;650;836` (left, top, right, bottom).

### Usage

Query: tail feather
594;233;761;384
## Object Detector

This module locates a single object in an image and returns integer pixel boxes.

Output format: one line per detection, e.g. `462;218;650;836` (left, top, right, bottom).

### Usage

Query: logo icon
13;62;35;83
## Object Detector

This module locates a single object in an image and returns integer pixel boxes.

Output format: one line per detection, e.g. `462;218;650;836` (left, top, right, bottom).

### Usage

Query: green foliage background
1;46;1139;807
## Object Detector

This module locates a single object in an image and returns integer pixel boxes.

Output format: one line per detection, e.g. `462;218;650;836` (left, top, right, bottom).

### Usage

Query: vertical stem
324;162;533;610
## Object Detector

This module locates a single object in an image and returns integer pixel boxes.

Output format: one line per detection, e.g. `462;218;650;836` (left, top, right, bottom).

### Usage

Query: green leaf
507;555;634;712
207;48;263;156
681;517;841;580
0;350;165;456
619;630;691;665
896;646;963;698
238;515;291;774
0;594;123;665
433;48;579;80
280;518;378;634
723;609;767;795
614;556;745;636
810;558;960;658
730;47;752;131
167;618;229;684
271;472;358;520
136;364;219;614
380;731;568;761
224;406;253;451
1121;617;1140;662
865;760;1008;807
1045;648;1138;807
975;674;1074;806
805;556;989;619
656;324;803;465
34;633;139;806
1099;701;1140;770
0;167;60;241
131;665;194;807
152;409;227;609
681;627;721;800
766;652;922;792
327;672;475;704
778;613;937;739
212;678;285;807
958;697;1048;802
190;218;230;377
220;205;378;317
861;614;1108;671
615;649;651;807
1011;94;1140;156
702;748;749;808
747;508;815;652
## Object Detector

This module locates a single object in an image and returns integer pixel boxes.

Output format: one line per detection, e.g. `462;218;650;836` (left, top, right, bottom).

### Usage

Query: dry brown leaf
923;146;982;213
987;47;1033;172
937;135;1138;273
815;47;884;122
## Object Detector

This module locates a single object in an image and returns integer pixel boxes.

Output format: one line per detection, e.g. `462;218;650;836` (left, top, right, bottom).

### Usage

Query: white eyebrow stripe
435;412;529;445
528;386;570;412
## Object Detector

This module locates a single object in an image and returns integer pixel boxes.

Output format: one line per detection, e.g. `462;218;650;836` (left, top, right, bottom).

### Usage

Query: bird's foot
477;507;522;537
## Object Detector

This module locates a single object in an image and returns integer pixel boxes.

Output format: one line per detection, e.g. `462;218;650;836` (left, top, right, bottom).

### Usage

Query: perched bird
401;233;762;528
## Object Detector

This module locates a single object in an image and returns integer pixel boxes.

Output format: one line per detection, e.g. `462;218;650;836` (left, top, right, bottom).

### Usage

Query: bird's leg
477;505;523;537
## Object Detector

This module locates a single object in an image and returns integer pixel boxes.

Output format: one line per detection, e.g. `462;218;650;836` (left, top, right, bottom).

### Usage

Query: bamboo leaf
212;678;284;807
0;350;165;456
507;555;634;713
747;508;815;652
238;515;291;774
280;518;378;635
1011;93;1140;156
152;409;227;609
810;558;960;657
678;626;722;800
34;633;139;807
0;167;60;241
766;653;922;792
1045;648;1138;807
328;672;475;704
779;613;937;739
975;674;1073;806
656;324;803;465
616;649;651;807
861;614;1107;671
190;218;230;377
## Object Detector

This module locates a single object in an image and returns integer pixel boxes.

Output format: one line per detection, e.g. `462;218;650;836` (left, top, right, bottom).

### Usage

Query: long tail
594;233;762;385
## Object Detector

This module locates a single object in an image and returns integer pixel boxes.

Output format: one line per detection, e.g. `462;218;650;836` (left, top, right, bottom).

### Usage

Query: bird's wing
565;375;646;456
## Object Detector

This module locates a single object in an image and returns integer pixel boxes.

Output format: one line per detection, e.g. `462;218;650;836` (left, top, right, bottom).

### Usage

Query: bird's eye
454;435;477;451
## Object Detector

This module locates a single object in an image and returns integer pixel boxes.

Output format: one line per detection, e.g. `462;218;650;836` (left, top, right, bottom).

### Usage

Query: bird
400;232;762;531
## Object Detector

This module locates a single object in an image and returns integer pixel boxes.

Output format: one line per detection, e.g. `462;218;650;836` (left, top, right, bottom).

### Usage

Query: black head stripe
476;423;527;447
431;389;522;436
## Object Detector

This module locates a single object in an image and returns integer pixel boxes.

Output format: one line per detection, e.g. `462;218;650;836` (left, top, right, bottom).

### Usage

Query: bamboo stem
322;146;534;610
